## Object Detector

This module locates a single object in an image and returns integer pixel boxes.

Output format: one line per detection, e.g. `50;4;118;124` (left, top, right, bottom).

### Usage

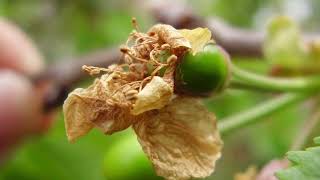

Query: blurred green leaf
212;0;265;27
276;136;320;180
264;16;308;70
103;134;161;180
0;112;131;180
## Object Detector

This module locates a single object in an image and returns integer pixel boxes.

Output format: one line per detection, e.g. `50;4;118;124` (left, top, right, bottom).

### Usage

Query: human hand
0;18;53;162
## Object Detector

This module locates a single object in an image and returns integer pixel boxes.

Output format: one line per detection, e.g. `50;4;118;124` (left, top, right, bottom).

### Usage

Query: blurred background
0;0;319;179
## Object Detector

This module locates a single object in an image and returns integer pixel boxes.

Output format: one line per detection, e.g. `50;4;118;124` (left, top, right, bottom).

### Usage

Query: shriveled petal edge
133;97;223;180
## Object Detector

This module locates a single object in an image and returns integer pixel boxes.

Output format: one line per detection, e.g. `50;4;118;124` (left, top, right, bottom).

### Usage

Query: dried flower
63;22;223;180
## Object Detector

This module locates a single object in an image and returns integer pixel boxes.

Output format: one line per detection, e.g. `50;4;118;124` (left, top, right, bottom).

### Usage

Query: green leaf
276;136;320;180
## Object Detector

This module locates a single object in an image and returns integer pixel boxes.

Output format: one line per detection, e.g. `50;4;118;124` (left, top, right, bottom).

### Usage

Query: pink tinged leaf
256;159;289;180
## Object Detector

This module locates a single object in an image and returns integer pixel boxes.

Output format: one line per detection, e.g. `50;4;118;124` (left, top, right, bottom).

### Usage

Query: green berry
175;44;230;96
103;134;161;180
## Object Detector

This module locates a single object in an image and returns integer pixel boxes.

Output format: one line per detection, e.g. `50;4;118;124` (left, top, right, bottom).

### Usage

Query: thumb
0;71;41;161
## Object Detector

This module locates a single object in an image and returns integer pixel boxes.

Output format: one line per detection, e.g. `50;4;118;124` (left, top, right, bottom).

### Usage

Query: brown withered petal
148;24;191;55
63;73;143;142
131;76;173;115
63;88;95;142
133;97;223;180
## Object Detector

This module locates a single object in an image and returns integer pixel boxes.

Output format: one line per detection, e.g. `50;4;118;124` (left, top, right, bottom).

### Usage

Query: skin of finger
0;18;58;163
0;71;41;158
0;70;41;165
0;17;44;76
0;17;56;133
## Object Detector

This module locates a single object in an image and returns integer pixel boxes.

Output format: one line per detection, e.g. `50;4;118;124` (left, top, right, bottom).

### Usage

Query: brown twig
148;0;320;57
36;0;320;111
34;47;121;111
33;47;121;85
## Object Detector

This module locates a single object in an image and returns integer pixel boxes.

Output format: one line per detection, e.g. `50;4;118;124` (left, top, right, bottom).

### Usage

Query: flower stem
231;64;320;92
290;105;320;150
218;93;312;135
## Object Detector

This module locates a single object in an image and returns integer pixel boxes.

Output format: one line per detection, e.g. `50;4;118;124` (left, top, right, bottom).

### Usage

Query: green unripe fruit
175;44;230;96
103;134;161;180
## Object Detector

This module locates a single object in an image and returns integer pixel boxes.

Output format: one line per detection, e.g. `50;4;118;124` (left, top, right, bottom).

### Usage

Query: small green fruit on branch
174;44;231;97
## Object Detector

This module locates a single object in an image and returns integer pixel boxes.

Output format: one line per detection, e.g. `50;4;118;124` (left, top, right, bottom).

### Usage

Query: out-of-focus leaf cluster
276;137;320;180
0;0;151;61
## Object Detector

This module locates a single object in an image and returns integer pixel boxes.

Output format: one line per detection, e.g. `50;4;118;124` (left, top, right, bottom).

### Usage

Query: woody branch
35;0;320;112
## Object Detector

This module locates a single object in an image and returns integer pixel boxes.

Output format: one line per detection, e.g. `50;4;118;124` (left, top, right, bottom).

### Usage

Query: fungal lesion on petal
133;97;223;180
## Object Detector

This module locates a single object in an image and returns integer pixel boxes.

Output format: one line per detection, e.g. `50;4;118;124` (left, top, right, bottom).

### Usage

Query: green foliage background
0;0;320;179
276;137;320;180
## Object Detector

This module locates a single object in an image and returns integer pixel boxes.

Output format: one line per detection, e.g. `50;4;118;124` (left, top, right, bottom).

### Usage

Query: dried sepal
131;76;173;115
133;97;223;180
179;28;212;54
